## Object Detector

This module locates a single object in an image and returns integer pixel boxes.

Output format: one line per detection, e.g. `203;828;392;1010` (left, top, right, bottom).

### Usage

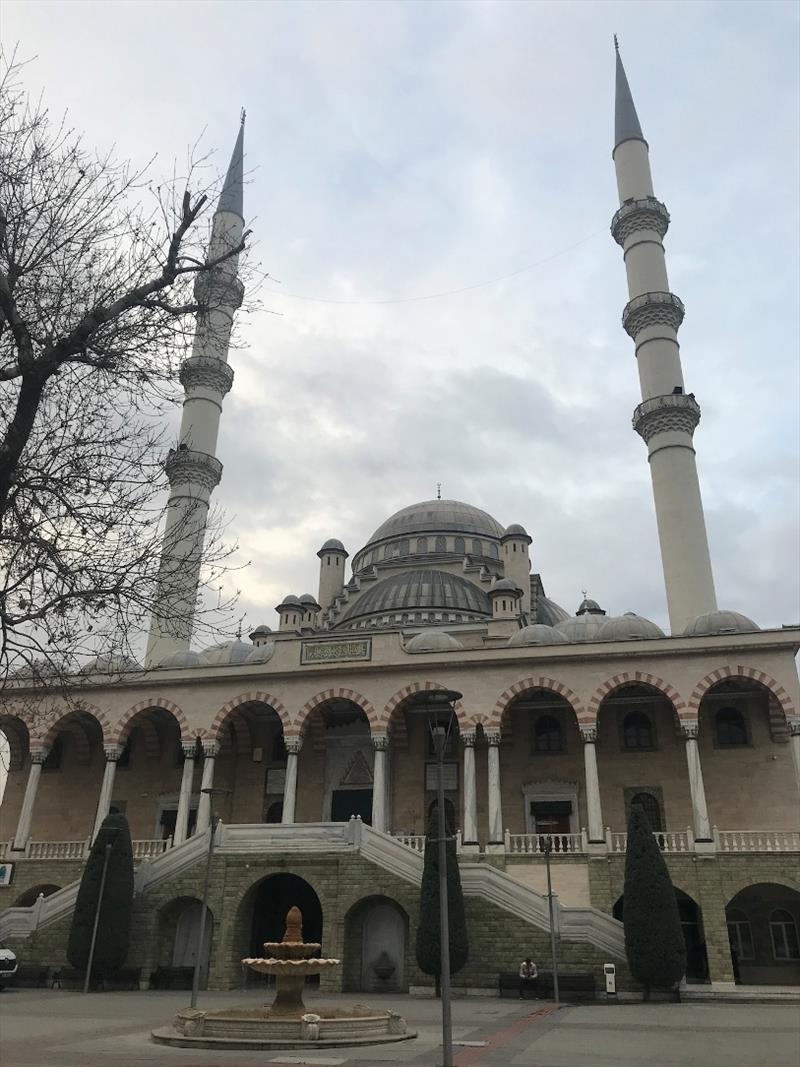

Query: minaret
145;118;246;667
611;42;717;634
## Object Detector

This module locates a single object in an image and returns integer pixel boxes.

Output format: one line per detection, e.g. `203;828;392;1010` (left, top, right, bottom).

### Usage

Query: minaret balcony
164;447;223;491
180;355;235;397
632;392;701;444
622;290;685;339
611;196;670;245
193;269;245;312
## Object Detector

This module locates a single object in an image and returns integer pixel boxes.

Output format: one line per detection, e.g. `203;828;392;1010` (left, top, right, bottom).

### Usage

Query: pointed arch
488;677;585;730
588;672;687;724
111;697;192;746
380;681;468;731
688;665;796;722
294;688;378;737
209;692;290;741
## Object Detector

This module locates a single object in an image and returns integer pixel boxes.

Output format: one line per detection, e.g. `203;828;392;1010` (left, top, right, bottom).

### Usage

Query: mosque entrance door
331;789;373;824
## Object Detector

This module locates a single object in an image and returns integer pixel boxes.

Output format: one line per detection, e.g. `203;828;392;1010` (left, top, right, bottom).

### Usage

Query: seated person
518;956;538;998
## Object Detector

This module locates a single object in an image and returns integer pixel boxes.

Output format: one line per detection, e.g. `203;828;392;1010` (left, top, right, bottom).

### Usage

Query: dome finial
436;482;442;500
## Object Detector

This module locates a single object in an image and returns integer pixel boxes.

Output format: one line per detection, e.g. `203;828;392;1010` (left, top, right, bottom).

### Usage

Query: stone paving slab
0;989;798;1067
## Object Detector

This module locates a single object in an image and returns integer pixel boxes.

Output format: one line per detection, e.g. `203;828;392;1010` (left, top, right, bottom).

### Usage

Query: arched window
622;711;654;750
472;538;482;555
488;543;499;559
534;715;564;754
454;536;465;555
770;909;800;960
629;791;663;832
416;537;428;554
42;735;63;772
727;909;754;960
434;536;447;553
265;801;284;824
428;798;456;835
715;707;748;747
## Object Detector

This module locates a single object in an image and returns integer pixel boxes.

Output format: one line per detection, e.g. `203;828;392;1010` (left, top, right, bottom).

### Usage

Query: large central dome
351;498;505;573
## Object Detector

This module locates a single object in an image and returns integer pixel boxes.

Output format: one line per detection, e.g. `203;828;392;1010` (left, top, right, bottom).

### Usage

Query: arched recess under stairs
613;888;709;983
238;873;323;988
726;883;800;986
343;896;409;993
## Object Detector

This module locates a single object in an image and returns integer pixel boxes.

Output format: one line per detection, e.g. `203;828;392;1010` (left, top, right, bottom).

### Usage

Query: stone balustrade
2;837;171;861
505;831;584;855
716;829;800;853
608;829;694;853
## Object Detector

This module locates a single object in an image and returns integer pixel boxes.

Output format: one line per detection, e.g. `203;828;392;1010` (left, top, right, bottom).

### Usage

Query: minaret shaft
145;124;244;667
612;47;716;634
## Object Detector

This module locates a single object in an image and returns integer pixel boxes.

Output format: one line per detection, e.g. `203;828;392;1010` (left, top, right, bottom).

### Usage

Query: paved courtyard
0;989;798;1067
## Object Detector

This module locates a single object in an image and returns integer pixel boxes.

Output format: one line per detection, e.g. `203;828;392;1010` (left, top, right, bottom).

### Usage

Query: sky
4;0;800;640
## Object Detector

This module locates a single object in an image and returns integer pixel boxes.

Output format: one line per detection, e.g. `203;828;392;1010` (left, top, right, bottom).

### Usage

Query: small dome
508;625;569;647
198;640;253;666
536;595;570;627
248;624;272;639
318;538;348;556
299;593;321;609
81;653;141;674
275;594;302;612
502;523;532;542
600;613;666;641
576;597;606;616
405;630;464;653
245;642;275;664
683;610;760;637
556;613;608;643
490;577;521;595
158;650;201;668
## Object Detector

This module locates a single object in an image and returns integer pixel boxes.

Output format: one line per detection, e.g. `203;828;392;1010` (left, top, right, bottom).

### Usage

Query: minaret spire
610;46;717;634
145;118;246;667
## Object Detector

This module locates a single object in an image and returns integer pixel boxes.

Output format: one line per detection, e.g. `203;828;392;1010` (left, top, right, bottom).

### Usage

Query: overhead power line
264;227;606;306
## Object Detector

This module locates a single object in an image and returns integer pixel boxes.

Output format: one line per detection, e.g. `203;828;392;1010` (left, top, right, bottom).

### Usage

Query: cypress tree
415;807;469;992
67;812;134;981
623;803;686;999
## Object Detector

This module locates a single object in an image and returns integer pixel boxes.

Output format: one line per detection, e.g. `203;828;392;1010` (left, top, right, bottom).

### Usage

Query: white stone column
485;729;504;847
195;740;219;834
462;730;478;845
580;726;605;843
12;748;47;851
92;746;122;842
281;737;302;824
174;741;197;845
681;722;712;841
371;735;389;833
789;719;800;797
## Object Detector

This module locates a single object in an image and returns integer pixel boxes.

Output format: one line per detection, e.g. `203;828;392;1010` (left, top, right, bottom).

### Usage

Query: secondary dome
352;498;505;572
332;569;491;629
198;640;254;666
508;625;569;647
683;610;759;637
405;630;464;653
600;612;666;640
556;613;608;643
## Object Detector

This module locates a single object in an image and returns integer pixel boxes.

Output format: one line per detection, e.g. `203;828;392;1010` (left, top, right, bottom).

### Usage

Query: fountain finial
284;906;303;944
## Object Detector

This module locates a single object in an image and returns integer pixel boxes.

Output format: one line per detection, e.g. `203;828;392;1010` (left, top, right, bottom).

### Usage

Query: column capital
372;734;390;752
461;729;477;748
788;717;800;738
579;725;597;743
29;747;48;765
484;728;502;747
680;720;700;740
103;745;123;762
285;736;303;756
201;739;220;758
181;739;198;758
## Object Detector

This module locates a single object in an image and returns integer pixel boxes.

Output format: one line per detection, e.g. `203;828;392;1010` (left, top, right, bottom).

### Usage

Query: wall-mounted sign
266;768;286;795
425;763;458;792
301;639;371;665
0;863;14;887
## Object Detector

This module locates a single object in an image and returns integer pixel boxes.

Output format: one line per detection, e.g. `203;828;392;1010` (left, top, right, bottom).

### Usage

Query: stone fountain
152;905;415;1051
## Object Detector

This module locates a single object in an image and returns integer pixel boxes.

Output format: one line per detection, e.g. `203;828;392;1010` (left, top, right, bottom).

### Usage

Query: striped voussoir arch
587;672;688;723
110;697;192;745
380;681;467;730
208;692;291;740
37;702;113;749
293;688;379;737
688;665;796;722
488;677;585;729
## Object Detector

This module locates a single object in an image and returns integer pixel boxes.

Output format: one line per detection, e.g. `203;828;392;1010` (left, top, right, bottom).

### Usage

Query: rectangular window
727;920;754;960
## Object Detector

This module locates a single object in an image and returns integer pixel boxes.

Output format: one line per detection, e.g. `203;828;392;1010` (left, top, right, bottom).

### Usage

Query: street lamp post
542;837;560;1006
407;688;462;1067
83;825;120;994
190;786;229;1009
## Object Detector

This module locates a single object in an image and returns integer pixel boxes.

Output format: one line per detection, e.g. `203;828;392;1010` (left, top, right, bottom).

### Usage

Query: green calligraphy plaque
301;639;372;664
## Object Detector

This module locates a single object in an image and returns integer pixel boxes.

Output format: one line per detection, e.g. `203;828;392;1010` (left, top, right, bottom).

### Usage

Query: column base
585;841;608;856
485;842;506;855
694;839;717;856
459;842;480;856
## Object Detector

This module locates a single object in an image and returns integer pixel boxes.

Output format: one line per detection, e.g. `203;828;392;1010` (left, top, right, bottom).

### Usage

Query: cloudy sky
5;0;799;637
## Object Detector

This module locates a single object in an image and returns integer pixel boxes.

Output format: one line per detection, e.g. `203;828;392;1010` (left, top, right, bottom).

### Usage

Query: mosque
0;46;798;995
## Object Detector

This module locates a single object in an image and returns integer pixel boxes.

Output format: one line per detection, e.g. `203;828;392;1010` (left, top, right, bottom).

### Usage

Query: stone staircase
0;818;625;958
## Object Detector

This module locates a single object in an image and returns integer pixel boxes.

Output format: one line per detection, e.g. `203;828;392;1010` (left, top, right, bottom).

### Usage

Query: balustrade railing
716;830;800;853
505;832;583;855
392;834;425;854
26;840;89;861
608;829;693;853
132;838;171;859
